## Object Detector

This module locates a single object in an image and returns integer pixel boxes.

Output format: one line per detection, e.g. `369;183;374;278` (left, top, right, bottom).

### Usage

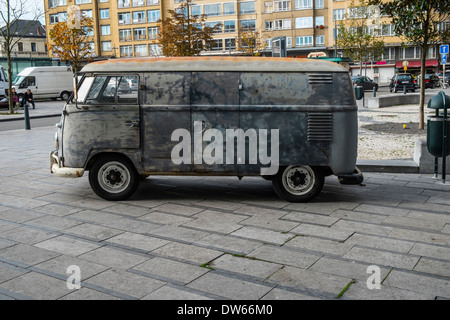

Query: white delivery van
0;66;7;97
12;66;73;100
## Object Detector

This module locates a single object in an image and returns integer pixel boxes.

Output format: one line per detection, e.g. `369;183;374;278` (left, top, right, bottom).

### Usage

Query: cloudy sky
1;0;45;24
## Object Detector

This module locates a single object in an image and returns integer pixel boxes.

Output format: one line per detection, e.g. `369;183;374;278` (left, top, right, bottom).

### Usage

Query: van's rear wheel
89;155;139;201
272;165;324;202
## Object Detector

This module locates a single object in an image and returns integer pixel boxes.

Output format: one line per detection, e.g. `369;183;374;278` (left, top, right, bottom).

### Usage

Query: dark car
417;74;440;89
351;76;378;91
389;73;416;93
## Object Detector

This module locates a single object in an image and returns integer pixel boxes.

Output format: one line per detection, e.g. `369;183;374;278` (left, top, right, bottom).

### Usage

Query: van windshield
12;76;24;86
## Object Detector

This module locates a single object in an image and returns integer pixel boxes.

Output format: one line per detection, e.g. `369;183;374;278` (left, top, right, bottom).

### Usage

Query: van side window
191;72;239;105
85;75;137;104
143;72;189;106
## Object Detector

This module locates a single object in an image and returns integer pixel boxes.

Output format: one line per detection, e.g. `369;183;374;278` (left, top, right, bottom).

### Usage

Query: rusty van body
50;56;362;202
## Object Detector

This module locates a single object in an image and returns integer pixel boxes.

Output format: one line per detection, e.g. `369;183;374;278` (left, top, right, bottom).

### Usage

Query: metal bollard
373;87;376;97
24;103;31;130
403;86;406;94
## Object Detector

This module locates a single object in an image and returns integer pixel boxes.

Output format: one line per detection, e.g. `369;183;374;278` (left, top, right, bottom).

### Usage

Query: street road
0;116;59;131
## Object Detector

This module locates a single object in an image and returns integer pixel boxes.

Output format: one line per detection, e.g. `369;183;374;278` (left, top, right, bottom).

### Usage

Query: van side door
191;72;240;173
141;72;192;174
62;74;140;169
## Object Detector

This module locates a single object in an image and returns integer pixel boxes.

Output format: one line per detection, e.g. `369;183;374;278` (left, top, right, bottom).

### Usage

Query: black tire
272;165;324;202
89;155;139;201
60;91;70;101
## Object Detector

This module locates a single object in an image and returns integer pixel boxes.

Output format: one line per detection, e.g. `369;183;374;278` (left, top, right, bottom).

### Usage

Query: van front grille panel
307;113;333;141
308;74;333;84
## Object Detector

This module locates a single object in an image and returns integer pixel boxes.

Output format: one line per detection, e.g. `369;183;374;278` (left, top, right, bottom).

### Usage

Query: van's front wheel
272;165;324;202
89;155;139;201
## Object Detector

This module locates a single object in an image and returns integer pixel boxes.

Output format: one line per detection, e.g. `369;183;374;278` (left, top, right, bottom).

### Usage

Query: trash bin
354;85;364;100
427;116;450;157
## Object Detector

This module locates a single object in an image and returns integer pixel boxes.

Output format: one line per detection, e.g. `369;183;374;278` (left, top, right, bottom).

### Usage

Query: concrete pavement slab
1;125;450;300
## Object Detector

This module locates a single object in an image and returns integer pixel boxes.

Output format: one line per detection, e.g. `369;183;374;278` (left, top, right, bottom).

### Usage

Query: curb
0;113;61;122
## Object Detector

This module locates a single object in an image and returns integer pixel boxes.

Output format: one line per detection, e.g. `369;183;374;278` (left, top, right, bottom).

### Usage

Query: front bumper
50;150;85;178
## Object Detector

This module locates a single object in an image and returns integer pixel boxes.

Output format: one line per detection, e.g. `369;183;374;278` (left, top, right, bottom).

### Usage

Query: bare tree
0;0;42;114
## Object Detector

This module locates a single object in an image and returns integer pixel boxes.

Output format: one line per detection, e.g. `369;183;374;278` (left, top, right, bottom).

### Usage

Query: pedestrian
22;88;35;109
11;88;21;110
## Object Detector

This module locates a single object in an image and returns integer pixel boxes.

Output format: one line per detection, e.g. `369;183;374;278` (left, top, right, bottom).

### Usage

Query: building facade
0;20;47;59
44;0;448;84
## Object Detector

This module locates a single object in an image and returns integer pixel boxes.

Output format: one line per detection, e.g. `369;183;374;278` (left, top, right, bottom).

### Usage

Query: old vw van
50;57;362;202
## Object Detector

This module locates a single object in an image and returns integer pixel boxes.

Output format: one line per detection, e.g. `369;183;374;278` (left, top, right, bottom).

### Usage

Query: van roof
81;56;349;73
18;66;72;75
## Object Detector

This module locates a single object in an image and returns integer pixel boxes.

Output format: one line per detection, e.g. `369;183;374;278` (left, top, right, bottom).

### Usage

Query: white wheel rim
97;161;131;194
282;165;315;196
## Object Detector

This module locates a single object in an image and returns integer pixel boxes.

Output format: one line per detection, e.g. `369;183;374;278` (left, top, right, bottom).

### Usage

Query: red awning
395;59;439;68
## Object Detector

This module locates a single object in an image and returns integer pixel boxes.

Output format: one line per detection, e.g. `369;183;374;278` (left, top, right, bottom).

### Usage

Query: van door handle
125;120;139;127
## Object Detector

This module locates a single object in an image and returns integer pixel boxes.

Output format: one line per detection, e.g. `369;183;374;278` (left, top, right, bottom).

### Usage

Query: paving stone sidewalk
0;126;450;300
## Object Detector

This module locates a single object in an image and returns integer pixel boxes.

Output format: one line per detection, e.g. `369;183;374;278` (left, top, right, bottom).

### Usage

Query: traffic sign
442;53;448;64
440;44;449;55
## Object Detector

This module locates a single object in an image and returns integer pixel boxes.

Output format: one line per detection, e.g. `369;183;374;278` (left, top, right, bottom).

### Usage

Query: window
118;12;131;24
191;5;201;16
148;26;159;39
223;3;235;15
82;10;93;18
50;14;59;24
31;43;37;52
58;0;67;5
274;19;291;30
102;41;112;51
264;2;273;13
274;1;290;12
100;9;109;19
49;0;57;8
223;20;236;33
120;45;133;57
210;39;224;51
295;17;313;28
147;10;160;22
316;35;324;46
205;21;222;33
315;0;324;9
149;44;162;56
265;20;273;31
119;28;132;41
225;38;236;50
17;42;23;52
239;2;255;14
133;27;146;40
134;44;148;56
133;11;145;23
240;19;255;31
117;0;130;8
204;4;221;16
334;9;345;20
147;0;159;4
58;12;67;22
132;0;145;6
295;0;312;10
101;25;111;35
75;0;91;4
315;16;324;27
296;35;313;47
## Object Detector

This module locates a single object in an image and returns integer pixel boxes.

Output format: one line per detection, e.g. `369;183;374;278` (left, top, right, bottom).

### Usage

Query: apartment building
44;0;447;83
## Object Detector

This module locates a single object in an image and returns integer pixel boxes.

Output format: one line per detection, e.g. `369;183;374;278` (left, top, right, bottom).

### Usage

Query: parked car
389;73;416;93
416;74;440;88
128;78;138;91
351;76;378;91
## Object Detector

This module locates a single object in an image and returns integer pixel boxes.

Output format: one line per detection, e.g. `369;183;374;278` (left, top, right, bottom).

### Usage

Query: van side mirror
354;85;364;100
